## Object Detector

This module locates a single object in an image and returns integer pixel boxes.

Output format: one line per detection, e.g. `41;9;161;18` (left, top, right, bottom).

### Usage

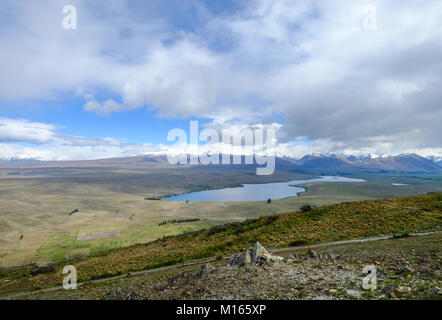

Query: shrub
300;204;313;212
393;233;410;239
289;239;308;246
207;224;229;236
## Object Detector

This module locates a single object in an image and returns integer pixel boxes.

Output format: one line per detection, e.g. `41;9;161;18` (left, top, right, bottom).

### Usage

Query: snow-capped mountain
295;153;441;172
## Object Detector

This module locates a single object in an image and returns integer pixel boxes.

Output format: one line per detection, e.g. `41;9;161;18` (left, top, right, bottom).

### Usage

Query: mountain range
293;153;442;173
0;152;441;173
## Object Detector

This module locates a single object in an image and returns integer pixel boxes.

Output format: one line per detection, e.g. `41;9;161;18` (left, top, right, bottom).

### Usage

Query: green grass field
32;220;221;262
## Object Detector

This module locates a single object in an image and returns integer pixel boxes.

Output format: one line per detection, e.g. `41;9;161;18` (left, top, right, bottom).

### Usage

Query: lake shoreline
163;176;366;202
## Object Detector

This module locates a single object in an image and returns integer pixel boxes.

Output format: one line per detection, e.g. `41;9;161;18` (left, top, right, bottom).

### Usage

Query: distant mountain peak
295;152;441;172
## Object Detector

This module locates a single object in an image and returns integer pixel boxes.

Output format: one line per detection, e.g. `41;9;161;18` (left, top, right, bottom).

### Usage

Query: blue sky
0;97;204;144
0;0;441;160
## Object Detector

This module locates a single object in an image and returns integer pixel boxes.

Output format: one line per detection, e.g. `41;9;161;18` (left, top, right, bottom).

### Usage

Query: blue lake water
163;176;366;202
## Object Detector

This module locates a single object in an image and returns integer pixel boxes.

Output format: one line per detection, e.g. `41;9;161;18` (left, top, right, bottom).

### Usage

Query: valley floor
2;172;441;266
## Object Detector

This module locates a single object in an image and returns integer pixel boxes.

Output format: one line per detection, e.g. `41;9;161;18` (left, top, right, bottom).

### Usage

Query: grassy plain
0;160;441;266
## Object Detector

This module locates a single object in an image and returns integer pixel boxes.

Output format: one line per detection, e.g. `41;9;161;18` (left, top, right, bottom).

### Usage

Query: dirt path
2;231;439;300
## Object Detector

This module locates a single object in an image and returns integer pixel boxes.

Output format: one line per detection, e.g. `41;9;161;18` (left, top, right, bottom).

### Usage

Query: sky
0;0;441;161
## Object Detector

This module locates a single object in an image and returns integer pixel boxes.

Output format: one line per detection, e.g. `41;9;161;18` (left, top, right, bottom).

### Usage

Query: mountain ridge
0;152;440;173
295;153;441;173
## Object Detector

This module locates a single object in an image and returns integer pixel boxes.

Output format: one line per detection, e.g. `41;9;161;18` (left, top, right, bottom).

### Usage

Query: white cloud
0;117;441;162
0;142;165;161
0;118;57;144
0;0;441;157
0;117;164;161
83;99;125;116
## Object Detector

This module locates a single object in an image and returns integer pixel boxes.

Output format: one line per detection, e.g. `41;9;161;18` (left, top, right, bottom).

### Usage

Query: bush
233;226;246;235
300;204;313;212
207;224;231;236
393;232;410;239
289;239;308;246
159;218;200;226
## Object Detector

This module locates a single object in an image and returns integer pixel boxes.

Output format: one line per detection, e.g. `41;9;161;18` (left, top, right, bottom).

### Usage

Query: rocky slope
99;234;441;300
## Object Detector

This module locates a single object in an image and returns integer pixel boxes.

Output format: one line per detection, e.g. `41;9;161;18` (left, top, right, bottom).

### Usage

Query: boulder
227;242;282;267
226;250;252;267
195;264;216;278
251;242;270;261
251;242;283;264
31;262;56;276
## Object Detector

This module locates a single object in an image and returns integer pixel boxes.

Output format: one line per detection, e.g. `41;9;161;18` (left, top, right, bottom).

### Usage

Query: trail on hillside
2;231;439;300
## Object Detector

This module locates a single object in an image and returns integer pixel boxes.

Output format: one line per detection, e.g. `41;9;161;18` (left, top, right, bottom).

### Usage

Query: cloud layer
0;0;441;158
0;118;163;161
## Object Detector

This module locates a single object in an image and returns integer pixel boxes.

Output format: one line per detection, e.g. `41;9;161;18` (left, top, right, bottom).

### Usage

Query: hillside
70;232;442;300
0;192;441;297
361;154;442;172
297;154;355;169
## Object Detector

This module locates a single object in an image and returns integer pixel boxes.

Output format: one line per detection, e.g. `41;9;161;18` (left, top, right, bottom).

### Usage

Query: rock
329;289;337;294
226;253;241;266
327;253;338;262
226;250;252;267
309;250;318;259
103;287;122;300
123;291;135;300
167;271;188;285
251;242;283;264
31;262;56;275
227;242;282;267
103;286;147;300
251;242;271;261
396;264;414;274
195;264;216;278
244;249;252;264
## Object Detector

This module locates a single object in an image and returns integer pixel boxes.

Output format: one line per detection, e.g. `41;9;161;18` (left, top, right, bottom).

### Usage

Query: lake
163;176;366;202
